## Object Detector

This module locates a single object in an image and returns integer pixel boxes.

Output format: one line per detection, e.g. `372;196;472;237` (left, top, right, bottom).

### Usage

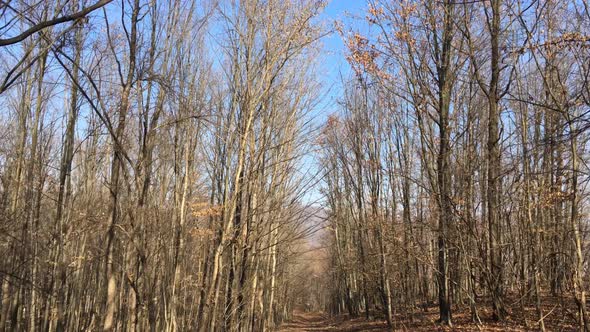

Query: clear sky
298;1;370;206
314;0;369;121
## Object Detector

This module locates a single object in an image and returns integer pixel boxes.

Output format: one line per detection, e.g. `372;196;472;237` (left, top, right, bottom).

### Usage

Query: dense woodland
320;0;590;330
0;0;325;330
1;0;590;331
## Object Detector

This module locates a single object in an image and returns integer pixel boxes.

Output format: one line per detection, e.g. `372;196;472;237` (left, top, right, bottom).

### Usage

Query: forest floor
278;295;581;331
278;310;389;331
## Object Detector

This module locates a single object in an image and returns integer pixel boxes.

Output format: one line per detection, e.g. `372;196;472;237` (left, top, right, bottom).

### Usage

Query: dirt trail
278;311;388;332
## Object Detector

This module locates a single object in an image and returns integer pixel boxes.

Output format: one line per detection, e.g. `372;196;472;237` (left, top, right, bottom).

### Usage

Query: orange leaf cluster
397;2;417;20
318;114;341;146
191;202;223;218
540;188;571;207
346;33;380;77
394;30;415;48
366;3;384;24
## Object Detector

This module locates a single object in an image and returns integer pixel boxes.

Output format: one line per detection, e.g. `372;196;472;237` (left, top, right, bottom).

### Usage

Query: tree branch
0;0;113;47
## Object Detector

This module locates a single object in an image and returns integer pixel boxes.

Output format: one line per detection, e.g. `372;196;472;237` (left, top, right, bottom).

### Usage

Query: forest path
278;310;388;331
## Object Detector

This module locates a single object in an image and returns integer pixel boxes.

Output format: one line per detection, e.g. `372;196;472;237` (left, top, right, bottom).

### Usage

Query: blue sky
314;0;369;120
81;0;370;207
298;1;371;206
